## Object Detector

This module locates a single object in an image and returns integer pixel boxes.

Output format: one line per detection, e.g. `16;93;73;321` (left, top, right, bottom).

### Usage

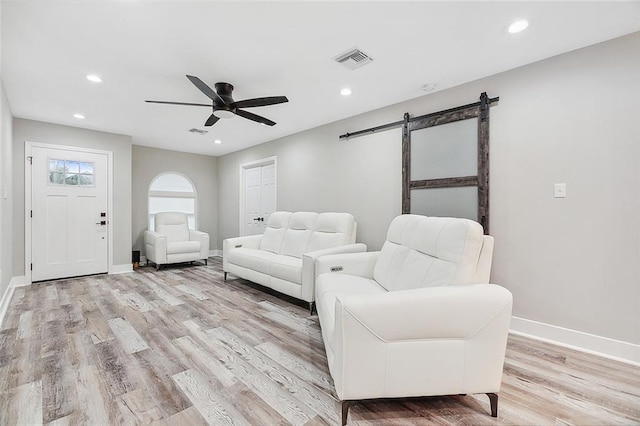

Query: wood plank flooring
0;257;638;425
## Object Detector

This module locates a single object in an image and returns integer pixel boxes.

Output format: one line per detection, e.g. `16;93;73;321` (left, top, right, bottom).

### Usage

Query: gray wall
0;76;13;293
218;33;640;345
217;125;402;252
131;145;218;256
12;119;132;272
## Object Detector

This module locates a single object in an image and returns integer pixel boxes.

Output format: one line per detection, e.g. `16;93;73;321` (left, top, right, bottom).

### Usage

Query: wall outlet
554;183;567;198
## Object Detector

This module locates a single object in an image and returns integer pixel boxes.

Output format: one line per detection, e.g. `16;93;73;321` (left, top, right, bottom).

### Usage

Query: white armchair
144;212;209;270
314;215;513;424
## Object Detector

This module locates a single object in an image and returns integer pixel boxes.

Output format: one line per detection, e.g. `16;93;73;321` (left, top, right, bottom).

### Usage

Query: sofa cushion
280;212;317;257
315;212;354;234
308;212;355;253
269;255;303;284
227;248;277;275
316;273;386;347
260;212;292;254
373;215;485;291
166;240;201;255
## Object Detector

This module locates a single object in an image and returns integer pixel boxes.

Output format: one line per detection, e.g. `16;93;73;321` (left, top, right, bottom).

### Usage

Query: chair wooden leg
341;400;354;425
487;393;498;417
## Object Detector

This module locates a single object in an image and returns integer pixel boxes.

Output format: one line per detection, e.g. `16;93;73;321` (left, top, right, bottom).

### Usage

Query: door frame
238;156;277;236
24;141;114;284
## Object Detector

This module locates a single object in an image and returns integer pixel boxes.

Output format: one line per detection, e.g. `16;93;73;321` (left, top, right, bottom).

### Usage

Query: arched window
148;172;197;231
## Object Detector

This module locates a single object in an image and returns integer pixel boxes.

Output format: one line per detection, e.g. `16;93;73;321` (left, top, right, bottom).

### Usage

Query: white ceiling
2;1;639;156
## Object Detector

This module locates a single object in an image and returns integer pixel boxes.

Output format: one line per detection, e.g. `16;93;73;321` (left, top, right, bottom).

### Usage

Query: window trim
148;171;198;231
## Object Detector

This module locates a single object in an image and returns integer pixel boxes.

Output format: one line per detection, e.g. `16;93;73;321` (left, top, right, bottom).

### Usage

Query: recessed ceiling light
214;139;222;144
340;88;352;96
73;113;85;119
86;74;102;83
507;20;529;34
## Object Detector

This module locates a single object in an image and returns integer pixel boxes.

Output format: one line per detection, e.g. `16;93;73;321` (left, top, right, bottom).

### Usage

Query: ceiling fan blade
186;75;225;104
204;114;220;127
232;96;289;109
145;100;212;107
235;109;276;126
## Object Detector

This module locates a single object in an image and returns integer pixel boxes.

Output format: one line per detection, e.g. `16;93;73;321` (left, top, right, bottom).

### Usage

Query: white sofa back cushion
260;211;291;254
281;212;317;257
155;212;190;243
259;211;355;258
373;215;491;291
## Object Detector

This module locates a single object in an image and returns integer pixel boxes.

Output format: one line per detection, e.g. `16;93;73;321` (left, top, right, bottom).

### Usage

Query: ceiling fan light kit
146;75;288;128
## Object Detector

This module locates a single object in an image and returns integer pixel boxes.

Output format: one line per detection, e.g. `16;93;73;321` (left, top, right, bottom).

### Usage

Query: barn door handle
95;221;106;225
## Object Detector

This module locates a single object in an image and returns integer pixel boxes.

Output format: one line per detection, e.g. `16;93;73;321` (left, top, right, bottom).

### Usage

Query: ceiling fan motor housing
214;82;235;103
212;82;236;118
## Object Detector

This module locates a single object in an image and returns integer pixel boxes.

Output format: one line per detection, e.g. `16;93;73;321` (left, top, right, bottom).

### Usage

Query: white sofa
223;211;366;313
144;212;210;270
315;215;513;424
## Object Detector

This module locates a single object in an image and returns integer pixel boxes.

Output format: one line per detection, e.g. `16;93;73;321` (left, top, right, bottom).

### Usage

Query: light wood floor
1;257;638;425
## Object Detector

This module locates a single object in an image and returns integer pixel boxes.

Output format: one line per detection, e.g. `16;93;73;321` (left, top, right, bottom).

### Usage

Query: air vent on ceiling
188;128;208;135
334;48;373;71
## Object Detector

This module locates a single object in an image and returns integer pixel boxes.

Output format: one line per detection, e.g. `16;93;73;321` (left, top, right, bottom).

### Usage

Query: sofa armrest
222;234;263;270
144;231;167;264
315;251;380;280
300;243;368;302
189;230;210;260
304;243;368;261
337;284;513;341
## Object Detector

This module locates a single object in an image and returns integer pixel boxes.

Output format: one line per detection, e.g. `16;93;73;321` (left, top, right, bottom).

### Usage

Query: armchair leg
487;393;498;417
309;302;316;315
224;272;227;281
205;258;208;266
155;263;161;271
341;401;354;425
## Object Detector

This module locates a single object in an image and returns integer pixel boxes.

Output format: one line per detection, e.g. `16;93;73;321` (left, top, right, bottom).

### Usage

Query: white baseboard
510;316;640;366
110;264;133;274
12;276;27;287
0;276;27;327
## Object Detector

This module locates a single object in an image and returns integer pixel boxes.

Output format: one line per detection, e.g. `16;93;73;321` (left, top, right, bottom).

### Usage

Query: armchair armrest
337;284;513;341
189;230;210;260
315;251;380;280
144;230;167;264
300;243;368;302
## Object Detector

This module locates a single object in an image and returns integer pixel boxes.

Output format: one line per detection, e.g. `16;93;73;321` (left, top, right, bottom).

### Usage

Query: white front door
30;146;109;281
243;161;276;236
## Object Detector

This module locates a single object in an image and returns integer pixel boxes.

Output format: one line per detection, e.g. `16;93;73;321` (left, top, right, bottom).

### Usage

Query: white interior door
245;166;263;236
243;161;276;236
31;146;108;281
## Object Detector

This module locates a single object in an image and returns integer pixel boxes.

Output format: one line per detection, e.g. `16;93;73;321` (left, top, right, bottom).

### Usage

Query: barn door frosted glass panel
410;187;478;221
410;118;477;181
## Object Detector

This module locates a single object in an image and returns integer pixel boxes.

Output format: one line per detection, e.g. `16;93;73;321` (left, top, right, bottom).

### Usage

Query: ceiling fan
145;75;288;127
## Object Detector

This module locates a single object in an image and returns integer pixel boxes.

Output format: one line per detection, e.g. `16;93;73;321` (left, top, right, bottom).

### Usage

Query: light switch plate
554;183;567;198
